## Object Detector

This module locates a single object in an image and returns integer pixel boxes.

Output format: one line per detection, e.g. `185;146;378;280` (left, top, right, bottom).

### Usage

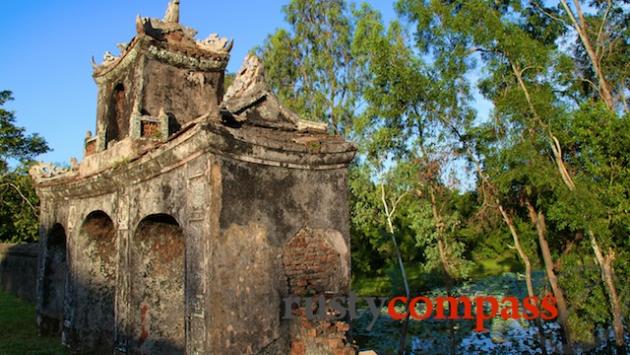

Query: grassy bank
0;291;67;355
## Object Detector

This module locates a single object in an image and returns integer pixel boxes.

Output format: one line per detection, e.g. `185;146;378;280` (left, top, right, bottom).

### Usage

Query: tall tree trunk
511;59;625;349
588;231;625;350
510;63;576;190
526;200;574;354
381;184;410;355
555;4;629;340
428;185;453;278
587;233;625;350
449;125;550;353
559;0;615;110
498;204;548;354
425;185;458;353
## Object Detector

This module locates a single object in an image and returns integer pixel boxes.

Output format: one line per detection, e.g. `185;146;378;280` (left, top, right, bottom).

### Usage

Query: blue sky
0;1;398;165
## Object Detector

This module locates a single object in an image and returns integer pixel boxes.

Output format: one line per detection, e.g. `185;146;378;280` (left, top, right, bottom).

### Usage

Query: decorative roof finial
164;0;180;24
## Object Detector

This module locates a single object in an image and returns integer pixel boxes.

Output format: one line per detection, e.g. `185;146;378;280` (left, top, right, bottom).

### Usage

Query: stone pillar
130;103;142;139
184;157;210;354
64;204;77;347
114;191;130;353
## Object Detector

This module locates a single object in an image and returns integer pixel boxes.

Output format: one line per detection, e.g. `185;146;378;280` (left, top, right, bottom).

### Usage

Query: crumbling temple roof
221;54;328;133
30;0;355;188
92;0;232;80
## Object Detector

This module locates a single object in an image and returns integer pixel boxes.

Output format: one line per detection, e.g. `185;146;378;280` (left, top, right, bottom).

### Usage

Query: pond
351;272;628;354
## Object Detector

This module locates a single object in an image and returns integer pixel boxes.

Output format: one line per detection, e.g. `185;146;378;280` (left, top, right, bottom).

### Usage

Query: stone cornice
34;121;356;200
93;36;229;84
146;44;228;72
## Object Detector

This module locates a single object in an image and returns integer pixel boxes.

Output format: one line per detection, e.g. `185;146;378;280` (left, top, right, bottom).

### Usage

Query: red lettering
387;296;408;321
500;296;521;320
409;296;433;320
540;294;558;320
522;296;540;320
474;296;499;332
384;294;555;327
435;296;473;320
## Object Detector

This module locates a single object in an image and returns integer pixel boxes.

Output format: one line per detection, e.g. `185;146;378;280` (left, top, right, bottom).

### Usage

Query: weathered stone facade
30;1;355;354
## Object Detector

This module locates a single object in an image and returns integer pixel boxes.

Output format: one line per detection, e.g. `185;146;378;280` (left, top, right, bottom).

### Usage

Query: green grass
474;258;515;278
352;254;526;297
352;266;440;296
0;291;67;355
352;275;391;296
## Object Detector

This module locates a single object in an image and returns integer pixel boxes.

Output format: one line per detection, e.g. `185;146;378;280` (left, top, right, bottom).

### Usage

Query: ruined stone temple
29;1;356;354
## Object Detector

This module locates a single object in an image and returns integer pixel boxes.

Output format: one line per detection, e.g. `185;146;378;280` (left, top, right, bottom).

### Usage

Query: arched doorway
41;223;67;336
131;214;185;354
75;211;116;352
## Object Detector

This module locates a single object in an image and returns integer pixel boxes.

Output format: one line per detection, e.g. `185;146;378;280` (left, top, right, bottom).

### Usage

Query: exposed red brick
141;121;160;138
336;322;350;332
290;341;305;355
283;228;343;296
85;140;96;156
327;338;343;349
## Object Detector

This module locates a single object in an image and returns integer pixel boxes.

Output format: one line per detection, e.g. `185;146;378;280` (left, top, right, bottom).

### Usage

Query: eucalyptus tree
397;0;628;350
551;2;630;346
258;0;629;351
553;0;630;112
386;1;552;349
352;2;478;351
257;0;362;136
395;0;572;348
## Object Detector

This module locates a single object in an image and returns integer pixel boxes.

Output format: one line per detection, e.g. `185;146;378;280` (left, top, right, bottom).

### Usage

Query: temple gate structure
29;1;356;354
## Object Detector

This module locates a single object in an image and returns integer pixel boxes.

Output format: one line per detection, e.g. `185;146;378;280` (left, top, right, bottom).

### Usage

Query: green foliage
349;163;388;276
393;0;630;345
257;0;364;135
559;243;609;345
0;91;48;168
223;72;236;94
405;181;476;280
0;90;49;243
0;165;40;243
349;161;426;283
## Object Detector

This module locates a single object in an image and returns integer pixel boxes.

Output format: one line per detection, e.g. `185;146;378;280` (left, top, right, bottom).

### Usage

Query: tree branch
1;182;38;217
531;0;567;24
595;0;612;59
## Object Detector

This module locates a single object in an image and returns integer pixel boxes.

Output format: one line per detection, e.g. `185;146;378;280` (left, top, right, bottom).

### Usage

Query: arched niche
75;211;116;352
41;223;67;336
105;83;128;147
131;214;185;354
